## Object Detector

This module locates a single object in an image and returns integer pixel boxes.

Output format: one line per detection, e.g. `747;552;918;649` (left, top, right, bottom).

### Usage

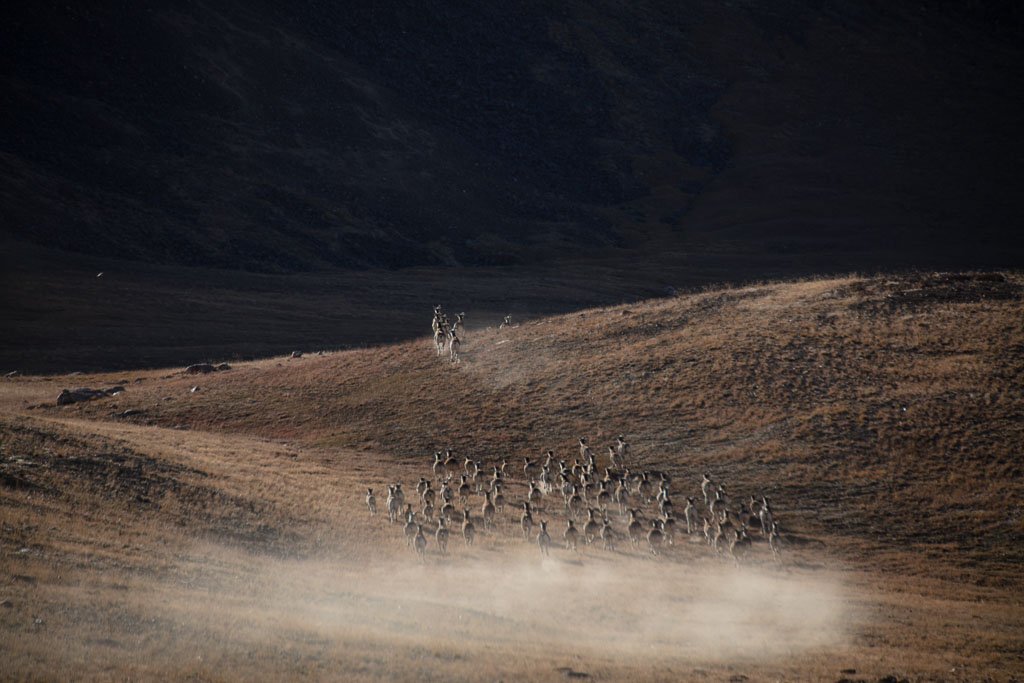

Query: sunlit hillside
2;271;1022;680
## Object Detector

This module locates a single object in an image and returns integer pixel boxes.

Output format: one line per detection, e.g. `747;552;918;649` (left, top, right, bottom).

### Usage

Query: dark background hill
1;1;1022;371
4;0;1023;270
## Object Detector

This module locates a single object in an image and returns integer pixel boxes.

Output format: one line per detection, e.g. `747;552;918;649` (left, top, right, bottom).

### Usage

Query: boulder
184;363;217;374
56;386;125;405
57;388;107;405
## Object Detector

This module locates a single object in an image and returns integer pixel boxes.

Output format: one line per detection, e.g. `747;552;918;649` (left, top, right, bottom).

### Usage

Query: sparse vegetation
1;272;1022;680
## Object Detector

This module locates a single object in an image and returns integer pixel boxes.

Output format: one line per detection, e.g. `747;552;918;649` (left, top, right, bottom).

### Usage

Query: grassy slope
48;271;1024;580
7;237;1001;375
2;271;1023;680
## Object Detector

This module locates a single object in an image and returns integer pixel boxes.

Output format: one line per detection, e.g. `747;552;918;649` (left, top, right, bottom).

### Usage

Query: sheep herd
431;305;464;362
364;436;784;566
362;307;785;564
430;305;514;364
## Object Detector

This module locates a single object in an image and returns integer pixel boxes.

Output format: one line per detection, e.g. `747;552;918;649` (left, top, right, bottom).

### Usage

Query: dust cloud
247;547;850;663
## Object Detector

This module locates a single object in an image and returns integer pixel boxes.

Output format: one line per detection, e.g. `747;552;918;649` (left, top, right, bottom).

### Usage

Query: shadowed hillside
3;1;1023;376
2;1;1023;271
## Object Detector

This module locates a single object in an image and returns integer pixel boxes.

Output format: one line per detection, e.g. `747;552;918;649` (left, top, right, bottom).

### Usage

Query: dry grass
2;271;1023;681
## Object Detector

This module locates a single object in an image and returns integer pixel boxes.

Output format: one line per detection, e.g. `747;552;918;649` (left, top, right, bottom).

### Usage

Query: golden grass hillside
45;272;1024;581
2;271;1023;681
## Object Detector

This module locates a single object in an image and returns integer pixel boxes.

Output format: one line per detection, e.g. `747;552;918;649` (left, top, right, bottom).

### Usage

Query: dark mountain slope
2;1;1022;272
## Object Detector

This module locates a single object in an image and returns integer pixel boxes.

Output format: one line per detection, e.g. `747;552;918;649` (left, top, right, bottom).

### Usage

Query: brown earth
1;271;1022;681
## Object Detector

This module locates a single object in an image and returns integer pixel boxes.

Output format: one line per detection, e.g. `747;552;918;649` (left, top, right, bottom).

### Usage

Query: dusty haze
252;552;850;660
